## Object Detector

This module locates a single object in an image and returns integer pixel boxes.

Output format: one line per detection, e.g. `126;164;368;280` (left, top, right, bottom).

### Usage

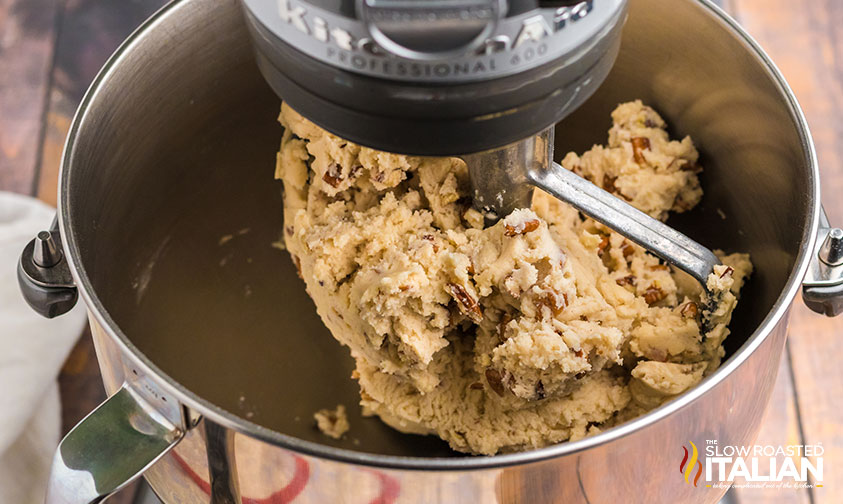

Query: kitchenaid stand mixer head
241;0;721;286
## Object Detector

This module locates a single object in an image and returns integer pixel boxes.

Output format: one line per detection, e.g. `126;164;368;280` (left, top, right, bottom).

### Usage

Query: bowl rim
57;0;821;470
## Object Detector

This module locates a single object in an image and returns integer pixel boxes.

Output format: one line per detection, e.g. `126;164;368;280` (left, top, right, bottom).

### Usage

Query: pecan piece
448;283;483;322
680;301;699;318
603;174;618;193
470;382;485;390
504;218;541;237
643;284;666;306
680;161;703;174
485;368;506;397
498;312;512;340
537;291;568;316
422;234;440;253
597;235;610;258
621;241;635;258
631;137;651;165
616;275;637;287
322;162;343;188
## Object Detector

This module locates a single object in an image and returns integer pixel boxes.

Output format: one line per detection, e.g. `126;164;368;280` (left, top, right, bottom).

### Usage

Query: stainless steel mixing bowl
25;0;843;502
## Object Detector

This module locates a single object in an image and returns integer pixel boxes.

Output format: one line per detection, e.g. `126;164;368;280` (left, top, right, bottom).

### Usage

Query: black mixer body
240;0;628;155
237;0;728;302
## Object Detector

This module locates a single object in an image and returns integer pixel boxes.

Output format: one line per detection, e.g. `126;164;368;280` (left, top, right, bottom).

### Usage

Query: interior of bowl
63;0;812;457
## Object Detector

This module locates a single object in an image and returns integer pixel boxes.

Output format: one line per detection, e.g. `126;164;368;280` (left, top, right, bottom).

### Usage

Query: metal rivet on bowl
819;228;843;266
33;230;62;268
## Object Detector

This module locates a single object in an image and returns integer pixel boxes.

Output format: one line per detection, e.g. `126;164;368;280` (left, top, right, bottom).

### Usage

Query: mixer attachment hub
359;0;505;60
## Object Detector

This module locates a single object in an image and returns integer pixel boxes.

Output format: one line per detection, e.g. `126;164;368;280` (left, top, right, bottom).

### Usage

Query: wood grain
36;0;168;204
0;0;60;194
731;1;843;503
35;86;73;206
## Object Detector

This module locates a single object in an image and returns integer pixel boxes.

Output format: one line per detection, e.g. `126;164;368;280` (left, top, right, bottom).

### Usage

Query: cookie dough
275;100;752;455
314;404;350;439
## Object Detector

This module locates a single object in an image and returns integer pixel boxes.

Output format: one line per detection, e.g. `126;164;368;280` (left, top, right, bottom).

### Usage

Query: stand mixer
241;0;721;286
11;0;842;501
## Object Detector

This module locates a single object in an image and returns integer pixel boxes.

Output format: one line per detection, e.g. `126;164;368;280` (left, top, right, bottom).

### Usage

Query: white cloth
0;192;86;503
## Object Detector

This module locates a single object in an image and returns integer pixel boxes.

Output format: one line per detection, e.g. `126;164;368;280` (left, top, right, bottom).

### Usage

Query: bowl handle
802;207;843;316
45;384;183;504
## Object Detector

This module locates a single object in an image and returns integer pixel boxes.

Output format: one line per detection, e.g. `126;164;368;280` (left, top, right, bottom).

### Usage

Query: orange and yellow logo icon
680;441;703;487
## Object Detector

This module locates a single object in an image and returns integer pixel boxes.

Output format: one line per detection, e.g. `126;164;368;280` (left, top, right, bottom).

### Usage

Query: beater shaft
463;127;720;287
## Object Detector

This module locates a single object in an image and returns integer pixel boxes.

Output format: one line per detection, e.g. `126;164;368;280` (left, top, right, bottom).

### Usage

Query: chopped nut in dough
276;100;752;455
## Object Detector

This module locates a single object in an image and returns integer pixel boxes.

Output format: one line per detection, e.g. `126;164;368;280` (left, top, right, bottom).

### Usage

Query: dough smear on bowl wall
276;100;752;455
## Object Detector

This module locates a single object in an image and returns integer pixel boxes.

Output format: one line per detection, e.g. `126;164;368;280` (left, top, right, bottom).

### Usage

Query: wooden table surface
1;1;840;503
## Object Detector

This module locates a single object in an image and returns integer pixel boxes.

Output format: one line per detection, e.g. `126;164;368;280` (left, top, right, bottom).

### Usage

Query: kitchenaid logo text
679;440;825;490
273;0;594;78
